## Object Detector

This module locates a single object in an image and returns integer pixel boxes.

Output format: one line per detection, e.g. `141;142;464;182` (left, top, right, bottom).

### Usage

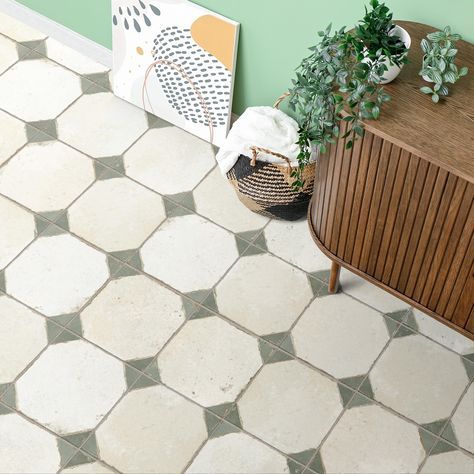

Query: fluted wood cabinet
308;21;474;339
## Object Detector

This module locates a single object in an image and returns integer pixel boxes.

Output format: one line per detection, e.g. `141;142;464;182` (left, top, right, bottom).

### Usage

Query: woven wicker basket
226;94;316;221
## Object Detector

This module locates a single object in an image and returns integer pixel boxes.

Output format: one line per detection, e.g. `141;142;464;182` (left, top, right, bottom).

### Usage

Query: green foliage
288;0;406;189
419;26;469;103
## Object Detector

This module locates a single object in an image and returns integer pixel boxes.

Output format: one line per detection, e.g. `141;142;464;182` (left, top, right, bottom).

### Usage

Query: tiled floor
0;12;473;474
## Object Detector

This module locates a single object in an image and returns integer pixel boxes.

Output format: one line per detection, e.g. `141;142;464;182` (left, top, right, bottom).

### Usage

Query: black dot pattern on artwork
113;2;159;30
152;27;231;127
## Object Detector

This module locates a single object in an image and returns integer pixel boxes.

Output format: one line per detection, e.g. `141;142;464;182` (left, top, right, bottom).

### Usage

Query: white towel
216;106;306;174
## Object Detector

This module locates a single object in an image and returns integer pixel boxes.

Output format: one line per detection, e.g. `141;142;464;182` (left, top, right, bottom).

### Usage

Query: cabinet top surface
363;21;474;183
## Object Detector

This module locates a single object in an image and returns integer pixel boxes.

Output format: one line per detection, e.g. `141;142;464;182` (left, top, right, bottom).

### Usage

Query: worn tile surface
0;12;472;473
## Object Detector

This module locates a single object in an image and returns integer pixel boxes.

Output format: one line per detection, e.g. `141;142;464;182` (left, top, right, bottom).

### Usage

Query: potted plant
288;0;409;188
419;26;469;103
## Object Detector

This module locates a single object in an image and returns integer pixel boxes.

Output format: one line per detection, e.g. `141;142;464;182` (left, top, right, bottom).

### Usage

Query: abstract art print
112;0;240;146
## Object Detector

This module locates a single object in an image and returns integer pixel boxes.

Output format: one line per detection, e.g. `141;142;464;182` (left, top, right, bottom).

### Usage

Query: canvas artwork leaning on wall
112;0;240;147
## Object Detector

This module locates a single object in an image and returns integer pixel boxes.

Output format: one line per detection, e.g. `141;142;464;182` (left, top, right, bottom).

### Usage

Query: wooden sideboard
308;21;474;339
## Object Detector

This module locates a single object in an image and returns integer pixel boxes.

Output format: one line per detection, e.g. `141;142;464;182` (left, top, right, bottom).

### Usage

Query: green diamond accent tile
337;383;355;408
96;156;125;174
235;235;250;256
403;310;419;330
242;244;265;257
419;428;439;454
50;313;77;327
64;451;94;468
182;297;198;319
461;357;474;380
287;459;305;474
94;161;122;180
27;119;57;138
110;249;137;263
41;223;67;236
279;335;295;355
38;210;65;223
289;449;316;466
82;433;98;457
57;438;77;467
84;72;111;90
359;377;374;399
147;112;172;129
127;357;154;371
308;452;326;474
386;308;411;324
189;305;214;320
0;384;16;409
209;419;240;439
163;198;192;218
23;39;46;54
205;410;221;436
126;250;143;270
125;365;142;389
179;191;196;211
131;374;159;390
463;352;474;363
440;421;458;445
235;229;262;243
186;289;212;304
16;43;32;59
202;291;218;312
208;403;242;428
253;232;268;251
339;375;365;391
143;360;161;381
308;275;330;298
258;339;281;363
80;77;95;93
430;439;457;455
393;324;416;339
46;320;64;343
422;419;450;436
224;404;242;428
52;329;80;345
63;431;91;449
348;392;374;408
83;82;109;94
107;255;124;275
55;212;69;231
383;315;400;336
0;271;5;292
0;384;8;397
26;124;54;143
34;215;51;235
23;49;43;61
310;270;331;284
0;403;12;415
262;332;288;346
112;263;140;279
67;316;83;336
267;347;294;364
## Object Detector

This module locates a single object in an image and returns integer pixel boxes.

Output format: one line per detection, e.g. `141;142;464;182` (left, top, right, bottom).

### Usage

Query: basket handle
250;146;292;168
273;92;290;109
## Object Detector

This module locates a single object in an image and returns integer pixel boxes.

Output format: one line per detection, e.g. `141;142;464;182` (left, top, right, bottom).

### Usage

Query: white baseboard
0;0;112;67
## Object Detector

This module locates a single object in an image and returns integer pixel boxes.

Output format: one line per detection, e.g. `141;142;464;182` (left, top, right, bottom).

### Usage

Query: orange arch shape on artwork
190;14;237;72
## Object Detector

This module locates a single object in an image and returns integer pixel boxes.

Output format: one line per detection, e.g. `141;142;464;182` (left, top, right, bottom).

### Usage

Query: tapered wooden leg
329;261;341;294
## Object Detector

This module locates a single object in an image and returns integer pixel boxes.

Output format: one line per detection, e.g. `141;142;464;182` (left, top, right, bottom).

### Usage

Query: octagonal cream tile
450;384;473;453
57;93;148;157
292;293;389;378
193;167;269;233
16;340;126;434
45;38;109;75
0;295;47;384
81;275;185;360
0;12;47;42
0;142;94;213
412;309;474;355
6;234;108;316
0;196;35;269
215;254;313;335
0;59;81;121
159;317;261;406
124;127;215;195
141;214;238;293
187;432;290;474
69;178;165;252
371;334;469;424
320;404;424;474
264;220;332;272
238;360;342;453
0;34;18;75
340;268;410;314
0;413;61;474
421;451;474;474
0;110;27;166
96;385;207;473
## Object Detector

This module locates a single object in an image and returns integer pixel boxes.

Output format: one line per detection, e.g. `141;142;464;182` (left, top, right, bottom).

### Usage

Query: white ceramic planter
363;25;411;84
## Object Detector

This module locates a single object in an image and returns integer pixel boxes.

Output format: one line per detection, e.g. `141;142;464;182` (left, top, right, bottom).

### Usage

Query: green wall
16;0;474;114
